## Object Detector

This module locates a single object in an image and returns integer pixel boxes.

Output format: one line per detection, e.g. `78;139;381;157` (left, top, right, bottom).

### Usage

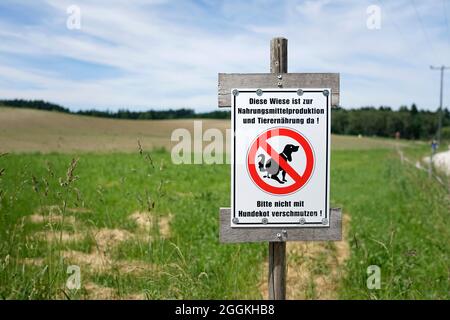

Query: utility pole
430;65;450;145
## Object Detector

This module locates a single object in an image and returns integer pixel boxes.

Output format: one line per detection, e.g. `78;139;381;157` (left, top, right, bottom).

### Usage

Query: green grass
0;151;264;299
0;145;448;299
401;138;450;161
333;149;449;299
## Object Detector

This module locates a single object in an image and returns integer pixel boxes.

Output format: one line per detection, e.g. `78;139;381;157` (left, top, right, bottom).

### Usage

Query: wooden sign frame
219;73;340;108
218;37;342;300
220;208;342;243
217;70;341;241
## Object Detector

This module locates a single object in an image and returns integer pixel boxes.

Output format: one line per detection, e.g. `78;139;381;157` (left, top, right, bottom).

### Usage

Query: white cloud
0;0;448;111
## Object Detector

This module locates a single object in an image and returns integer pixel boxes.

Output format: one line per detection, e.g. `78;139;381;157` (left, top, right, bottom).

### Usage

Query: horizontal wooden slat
219;208;342;243
218;73;340;107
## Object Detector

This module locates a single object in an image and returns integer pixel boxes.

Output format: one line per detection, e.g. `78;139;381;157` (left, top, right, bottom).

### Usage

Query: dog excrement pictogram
247;128;314;195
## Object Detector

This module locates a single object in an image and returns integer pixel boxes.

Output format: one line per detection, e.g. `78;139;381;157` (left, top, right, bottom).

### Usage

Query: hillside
0;107;228;153
2;99;449;141
0;107;410;153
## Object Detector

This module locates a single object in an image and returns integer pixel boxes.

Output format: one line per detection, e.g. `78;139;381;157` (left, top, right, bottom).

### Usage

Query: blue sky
0;0;449;112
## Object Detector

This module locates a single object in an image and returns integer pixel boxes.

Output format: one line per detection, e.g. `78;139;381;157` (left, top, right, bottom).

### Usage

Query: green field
0;147;448;299
0;108;448;300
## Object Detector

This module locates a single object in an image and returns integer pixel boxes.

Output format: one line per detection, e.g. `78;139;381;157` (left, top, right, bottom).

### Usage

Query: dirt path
398;148;448;184
428;149;450;175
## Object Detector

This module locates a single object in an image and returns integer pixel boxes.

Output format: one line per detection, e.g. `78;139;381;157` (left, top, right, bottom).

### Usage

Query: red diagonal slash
258;140;302;182
247;128;314;195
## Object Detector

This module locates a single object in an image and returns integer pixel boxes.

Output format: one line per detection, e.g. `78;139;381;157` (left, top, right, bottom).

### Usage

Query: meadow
0;108;448;299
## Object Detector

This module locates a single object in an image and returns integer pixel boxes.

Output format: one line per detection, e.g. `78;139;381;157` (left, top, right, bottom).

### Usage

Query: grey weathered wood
268;37;287;301
219;208;342;243
269;242;286;300
270;38;287;73
217;37;342;301
218;73;340;107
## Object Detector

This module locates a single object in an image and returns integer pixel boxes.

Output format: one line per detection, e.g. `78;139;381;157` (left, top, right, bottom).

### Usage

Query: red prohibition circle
247;128;314;195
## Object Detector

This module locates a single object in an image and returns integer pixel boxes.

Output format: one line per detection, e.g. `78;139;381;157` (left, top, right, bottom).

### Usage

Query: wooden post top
270;37;288;74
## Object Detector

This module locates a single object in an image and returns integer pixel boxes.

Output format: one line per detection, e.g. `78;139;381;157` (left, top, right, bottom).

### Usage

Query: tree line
332;105;450;140
0;99;230;120
1;99;449;140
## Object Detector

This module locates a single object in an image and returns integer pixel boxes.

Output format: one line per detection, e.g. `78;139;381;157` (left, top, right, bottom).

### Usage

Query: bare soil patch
93;228;133;252
34;231;84;243
83;282;117;299
83;282;146;300
28;214;77;225
18;257;45;267
22;205;162;300
63;250;111;272
260;213;351;299
129;211;172;238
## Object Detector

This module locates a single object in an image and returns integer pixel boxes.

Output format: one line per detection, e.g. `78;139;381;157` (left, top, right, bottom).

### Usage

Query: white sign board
231;88;330;228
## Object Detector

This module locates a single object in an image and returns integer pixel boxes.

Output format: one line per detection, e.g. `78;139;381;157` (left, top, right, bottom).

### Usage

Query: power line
430;65;450;144
377;0;413;50
410;0;443;64
444;0;450;45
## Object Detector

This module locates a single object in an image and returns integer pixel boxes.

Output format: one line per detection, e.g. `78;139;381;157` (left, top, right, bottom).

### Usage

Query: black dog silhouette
257;144;299;184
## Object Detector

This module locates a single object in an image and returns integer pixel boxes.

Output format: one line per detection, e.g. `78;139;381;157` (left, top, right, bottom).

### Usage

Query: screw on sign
247;128;314;195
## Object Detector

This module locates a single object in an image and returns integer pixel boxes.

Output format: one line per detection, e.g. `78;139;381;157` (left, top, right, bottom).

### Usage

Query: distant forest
1;99;449;140
333;105;450;140
0;99;229;120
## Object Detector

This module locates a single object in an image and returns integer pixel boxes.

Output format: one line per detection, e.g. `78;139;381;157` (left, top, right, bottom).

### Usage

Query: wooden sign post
218;37;341;300
269;38;288;300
